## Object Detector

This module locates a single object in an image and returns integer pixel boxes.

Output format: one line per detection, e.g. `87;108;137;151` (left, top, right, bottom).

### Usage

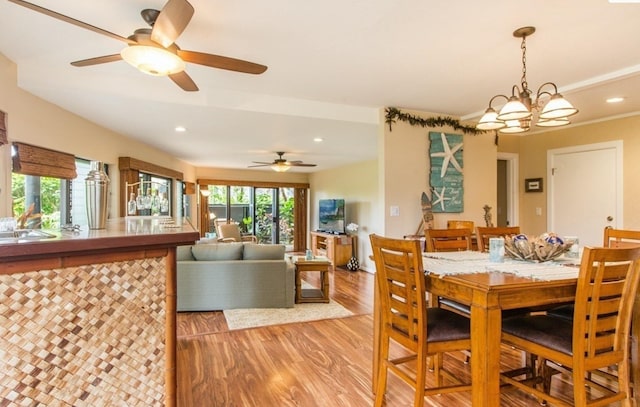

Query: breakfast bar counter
0;217;199;406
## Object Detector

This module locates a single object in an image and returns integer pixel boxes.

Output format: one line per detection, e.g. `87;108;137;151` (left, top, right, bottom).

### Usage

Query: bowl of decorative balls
504;233;572;262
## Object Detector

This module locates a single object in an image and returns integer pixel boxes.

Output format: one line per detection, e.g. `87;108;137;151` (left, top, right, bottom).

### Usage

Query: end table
293;256;331;303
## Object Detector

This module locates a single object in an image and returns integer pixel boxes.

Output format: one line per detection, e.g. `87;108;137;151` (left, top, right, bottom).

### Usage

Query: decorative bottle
85;161;110;229
136;188;145;211
127;192;137;216
136;188;144;213
160;192;169;215
151;191;160;216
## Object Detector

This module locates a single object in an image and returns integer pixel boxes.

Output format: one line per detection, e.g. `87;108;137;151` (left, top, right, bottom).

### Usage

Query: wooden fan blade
169;71;198;91
151;0;194;48
8;0;136;45
71;54;122;67
251;161;274;165
178;50;267;74
248;164;270;168
289;163;317;167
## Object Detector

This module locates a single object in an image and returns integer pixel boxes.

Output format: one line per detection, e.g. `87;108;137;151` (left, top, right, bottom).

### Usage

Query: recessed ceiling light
606;97;625;103
313;137;324;143
175;126;187;132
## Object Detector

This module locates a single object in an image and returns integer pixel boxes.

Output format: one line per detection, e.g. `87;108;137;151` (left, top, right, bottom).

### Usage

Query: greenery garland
384;107;485;135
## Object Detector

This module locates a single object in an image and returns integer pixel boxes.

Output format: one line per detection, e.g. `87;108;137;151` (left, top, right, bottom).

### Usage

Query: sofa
176;242;295;311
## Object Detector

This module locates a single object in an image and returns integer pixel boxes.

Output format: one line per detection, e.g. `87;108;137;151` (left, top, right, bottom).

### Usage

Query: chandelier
476;26;578;134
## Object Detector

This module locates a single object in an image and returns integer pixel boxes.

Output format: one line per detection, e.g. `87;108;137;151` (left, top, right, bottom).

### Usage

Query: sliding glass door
203;184;297;249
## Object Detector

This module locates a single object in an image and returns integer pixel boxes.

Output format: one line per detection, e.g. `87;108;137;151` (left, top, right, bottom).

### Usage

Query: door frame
497;152;519;228
546;140;623;232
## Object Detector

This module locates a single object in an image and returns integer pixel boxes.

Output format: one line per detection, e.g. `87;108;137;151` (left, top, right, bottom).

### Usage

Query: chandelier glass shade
476;27;578;134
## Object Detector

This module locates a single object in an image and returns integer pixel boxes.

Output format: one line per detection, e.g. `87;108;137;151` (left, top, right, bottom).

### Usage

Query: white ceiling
1;0;640;172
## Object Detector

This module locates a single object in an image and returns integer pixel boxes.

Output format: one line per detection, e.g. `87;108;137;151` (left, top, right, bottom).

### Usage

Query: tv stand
310;231;356;269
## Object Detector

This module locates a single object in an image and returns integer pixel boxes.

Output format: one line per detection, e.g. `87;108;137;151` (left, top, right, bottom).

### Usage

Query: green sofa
176;242;294;311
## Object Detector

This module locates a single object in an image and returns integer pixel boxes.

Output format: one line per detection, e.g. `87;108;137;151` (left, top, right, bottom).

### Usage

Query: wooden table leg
632;290;640;404
295;264;302;304
322;269;330;301
372;277;380;392
470;294;502;407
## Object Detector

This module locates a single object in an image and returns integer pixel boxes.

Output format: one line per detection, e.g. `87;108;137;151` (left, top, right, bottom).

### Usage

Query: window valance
12;142;77;179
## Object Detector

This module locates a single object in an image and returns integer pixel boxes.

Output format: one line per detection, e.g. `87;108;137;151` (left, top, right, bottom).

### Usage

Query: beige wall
498;115;640;234
196;167;309;184
309;159;379;271
0;52;310;223
5;46;640;256
380;108;498;238
0;52;196;219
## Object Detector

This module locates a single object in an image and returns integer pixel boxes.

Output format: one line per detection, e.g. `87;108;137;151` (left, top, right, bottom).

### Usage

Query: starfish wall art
429;131;463;212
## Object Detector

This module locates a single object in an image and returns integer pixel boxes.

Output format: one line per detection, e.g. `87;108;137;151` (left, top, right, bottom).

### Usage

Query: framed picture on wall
525;178;543;192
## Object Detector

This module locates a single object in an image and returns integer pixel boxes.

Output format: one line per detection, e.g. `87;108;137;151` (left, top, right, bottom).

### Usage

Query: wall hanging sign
429;131;463;213
525;177;543;192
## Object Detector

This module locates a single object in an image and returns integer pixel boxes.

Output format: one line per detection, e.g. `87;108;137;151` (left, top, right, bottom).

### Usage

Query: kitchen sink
0;229;57;243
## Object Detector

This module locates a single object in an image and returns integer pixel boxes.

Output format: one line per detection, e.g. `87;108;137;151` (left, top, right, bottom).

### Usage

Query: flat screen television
318;198;345;234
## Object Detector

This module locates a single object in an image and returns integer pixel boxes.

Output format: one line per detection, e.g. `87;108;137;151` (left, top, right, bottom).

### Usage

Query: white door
547;141;622;247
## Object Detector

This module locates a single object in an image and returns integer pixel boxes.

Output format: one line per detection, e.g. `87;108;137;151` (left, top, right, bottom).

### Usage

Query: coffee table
293;256;331;303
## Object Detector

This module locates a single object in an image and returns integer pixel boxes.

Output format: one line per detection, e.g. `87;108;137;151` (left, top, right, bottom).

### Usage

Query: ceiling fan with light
249;152;317;172
7;0;268;91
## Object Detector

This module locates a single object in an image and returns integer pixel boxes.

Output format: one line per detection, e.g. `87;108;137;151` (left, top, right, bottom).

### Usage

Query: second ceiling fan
249;152;317;172
8;0;268;91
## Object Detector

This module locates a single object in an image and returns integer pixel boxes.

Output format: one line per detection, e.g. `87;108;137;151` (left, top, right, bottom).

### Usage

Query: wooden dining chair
424;228;472;252
447;221;477;250
369;234;471;407
604;226;640;248
549;226;640;320
446;220;474;231
501;246;640;407
475;226;520;253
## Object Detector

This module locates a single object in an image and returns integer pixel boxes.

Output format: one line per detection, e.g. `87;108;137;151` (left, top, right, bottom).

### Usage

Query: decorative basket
504;233;572;262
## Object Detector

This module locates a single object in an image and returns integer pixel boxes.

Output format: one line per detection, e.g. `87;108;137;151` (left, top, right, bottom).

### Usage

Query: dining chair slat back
425;228;472;252
604;226;640;248
475;226;520;253
369;234;471;407
447;220;474;231
501;246;640;406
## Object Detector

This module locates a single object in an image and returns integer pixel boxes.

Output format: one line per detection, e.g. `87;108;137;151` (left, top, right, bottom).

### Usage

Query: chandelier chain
520;36;528;92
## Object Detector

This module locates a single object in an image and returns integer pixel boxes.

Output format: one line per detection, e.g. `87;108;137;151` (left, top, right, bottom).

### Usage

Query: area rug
223;282;353;330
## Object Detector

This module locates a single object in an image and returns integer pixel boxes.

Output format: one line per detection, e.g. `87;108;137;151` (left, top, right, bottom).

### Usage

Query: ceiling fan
8;0;267;91
249;152;317;172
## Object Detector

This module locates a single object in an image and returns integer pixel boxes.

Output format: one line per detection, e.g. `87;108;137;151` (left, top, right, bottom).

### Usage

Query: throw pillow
196;237;218;245
243;244;285;260
176;245;195;261
191;243;244;261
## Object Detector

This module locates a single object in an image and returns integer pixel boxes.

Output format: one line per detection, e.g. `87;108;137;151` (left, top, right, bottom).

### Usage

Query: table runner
422;251;579;281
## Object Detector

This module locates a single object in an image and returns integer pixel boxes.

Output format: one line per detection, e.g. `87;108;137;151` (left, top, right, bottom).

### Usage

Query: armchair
217;222;257;243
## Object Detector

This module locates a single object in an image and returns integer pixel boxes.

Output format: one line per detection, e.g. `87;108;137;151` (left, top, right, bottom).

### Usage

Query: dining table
371;250;640;406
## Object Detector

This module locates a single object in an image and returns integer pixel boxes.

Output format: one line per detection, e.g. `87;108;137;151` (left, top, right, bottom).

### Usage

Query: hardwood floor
176;267;571;406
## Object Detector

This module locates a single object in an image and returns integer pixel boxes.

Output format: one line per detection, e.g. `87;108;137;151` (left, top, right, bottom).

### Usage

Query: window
204;185;295;247
198;179;309;251
126;173;172;216
12;158;95;229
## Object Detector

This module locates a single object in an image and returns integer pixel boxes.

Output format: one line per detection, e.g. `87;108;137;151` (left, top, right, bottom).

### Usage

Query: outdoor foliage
207;185;294;245
11;173;61;229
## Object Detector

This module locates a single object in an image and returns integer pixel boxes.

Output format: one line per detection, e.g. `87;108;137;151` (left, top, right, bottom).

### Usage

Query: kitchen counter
0;217;199;266
0;217;199;406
